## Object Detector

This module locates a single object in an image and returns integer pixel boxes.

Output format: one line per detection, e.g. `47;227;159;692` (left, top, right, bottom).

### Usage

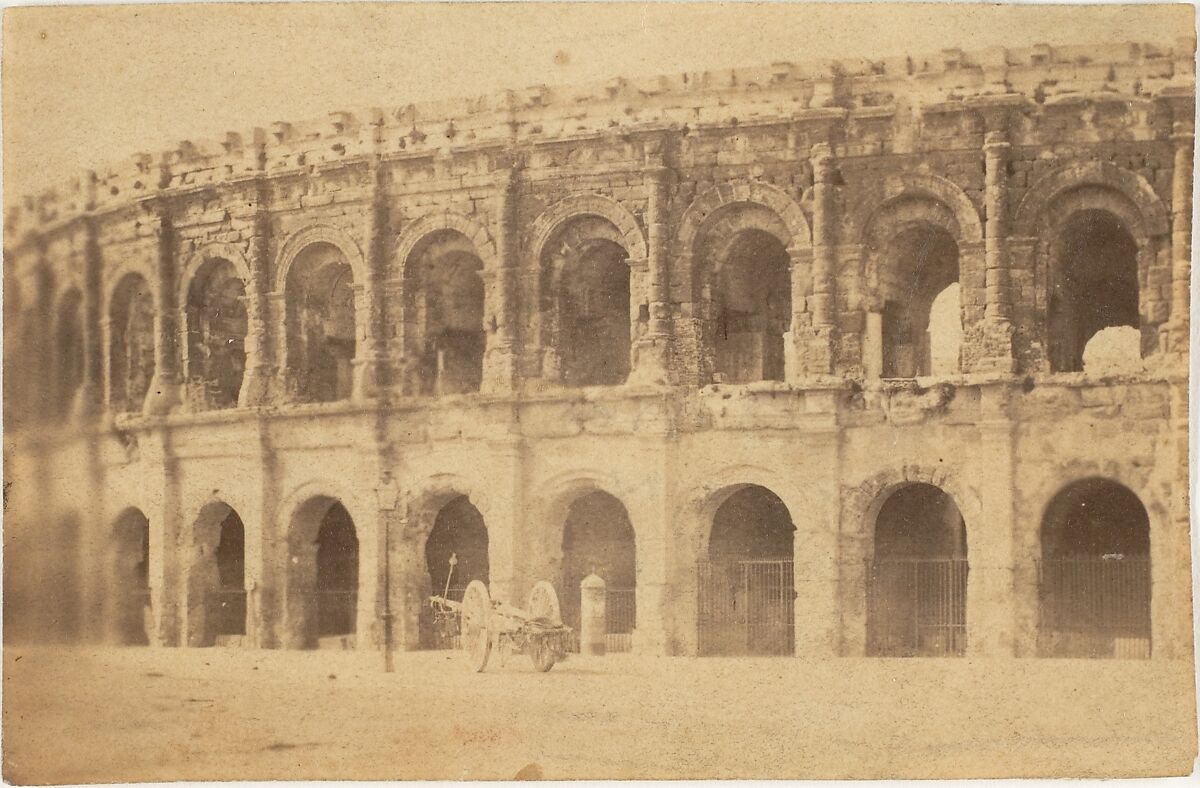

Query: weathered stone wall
3;39;1194;661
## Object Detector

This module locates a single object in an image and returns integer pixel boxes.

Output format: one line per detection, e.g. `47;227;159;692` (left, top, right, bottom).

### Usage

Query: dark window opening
714;231;791;383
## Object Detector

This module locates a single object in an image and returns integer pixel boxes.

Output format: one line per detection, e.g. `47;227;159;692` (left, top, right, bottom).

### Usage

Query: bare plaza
2;3;1198;781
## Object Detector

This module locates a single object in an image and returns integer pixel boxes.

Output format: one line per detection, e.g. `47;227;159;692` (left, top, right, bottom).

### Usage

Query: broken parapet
7;37;1195;240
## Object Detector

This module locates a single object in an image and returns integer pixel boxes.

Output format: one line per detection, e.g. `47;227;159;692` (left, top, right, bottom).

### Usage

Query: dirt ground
2;644;1196;782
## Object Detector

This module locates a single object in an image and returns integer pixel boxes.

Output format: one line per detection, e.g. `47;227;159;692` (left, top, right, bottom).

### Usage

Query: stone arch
1036;476;1153;658
102;255;156;314
180;246;250;410
273;224;367;293
675;463;810;559
1013;161;1170;240
529;193;648;265
280;489;362;650
531;196;648;387
404;473;493;542
844;465;983;554
392;211;498;278
850;173;984;244
178;242;252;310
184;499;248;647
394;220;490;396
107;270;156;414
676;180;811;251
110;506;151;645
687;473;798;657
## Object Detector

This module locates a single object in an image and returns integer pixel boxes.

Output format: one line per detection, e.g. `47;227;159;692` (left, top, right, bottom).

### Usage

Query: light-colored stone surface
2;40;1194;670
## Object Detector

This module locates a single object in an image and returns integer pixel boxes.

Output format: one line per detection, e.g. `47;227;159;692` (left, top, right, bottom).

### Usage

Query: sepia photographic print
2;1;1198;782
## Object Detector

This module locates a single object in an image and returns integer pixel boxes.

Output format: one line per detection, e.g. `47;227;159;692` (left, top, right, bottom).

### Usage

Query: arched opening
53;288;84;417
112;508;151;646
879;226;959;378
714;230;791;383
1038;478;1150;658
1047;210;1140;373
402;231;486;396
285;497;359;648
698;485;795;656
186;503;247;647
560;491;637;652
109;273;156;413
558;241;631;387
285;243;356;403
867;483;967;657
184;259;247;409
422;495;489;648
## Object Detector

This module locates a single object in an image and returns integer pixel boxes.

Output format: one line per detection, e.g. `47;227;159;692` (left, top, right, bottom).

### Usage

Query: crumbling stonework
3;39;1194;661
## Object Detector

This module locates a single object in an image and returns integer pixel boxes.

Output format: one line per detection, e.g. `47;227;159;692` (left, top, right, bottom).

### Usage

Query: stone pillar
352;158;388;402
1152;380;1193;660
787;144;836;380
391;525;429;652
629;162;672;386
966;384;1017;657
1168;122;1193;357
791;434;841;658
143;207;181;415
964;130;1017;373
238;177;276;407
580;574;607;655
152;434;183;646
72;218;104;420
483;165;520;394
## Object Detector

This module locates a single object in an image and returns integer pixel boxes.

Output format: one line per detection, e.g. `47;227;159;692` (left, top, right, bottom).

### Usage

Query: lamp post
375;475;401;673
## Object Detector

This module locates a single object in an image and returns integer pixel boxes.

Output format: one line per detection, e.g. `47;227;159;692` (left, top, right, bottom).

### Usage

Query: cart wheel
526;581;562;626
529;639;557;672
460;580;492;673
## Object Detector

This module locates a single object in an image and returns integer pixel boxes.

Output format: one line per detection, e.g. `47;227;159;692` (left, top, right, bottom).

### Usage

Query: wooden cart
429;579;572;672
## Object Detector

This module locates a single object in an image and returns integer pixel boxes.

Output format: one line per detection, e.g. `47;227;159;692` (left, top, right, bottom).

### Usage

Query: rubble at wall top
10;38;1197;234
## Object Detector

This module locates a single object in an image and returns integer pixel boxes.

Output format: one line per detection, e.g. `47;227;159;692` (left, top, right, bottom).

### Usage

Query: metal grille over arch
284;497;360;649
186;502;247;647
1038;478;1151;659
559;490;637;652
422;495;489;648
698;484;795;656
111;508;151;646
866;483;968;657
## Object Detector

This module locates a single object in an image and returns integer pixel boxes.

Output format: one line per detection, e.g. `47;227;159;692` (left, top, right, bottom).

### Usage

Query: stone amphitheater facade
3;39;1195;661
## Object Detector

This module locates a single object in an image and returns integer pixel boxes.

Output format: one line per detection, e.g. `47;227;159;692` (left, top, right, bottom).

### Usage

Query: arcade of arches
33;471;1169;662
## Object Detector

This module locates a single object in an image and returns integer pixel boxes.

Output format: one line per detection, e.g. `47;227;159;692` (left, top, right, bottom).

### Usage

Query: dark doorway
698;485;795;656
867;483;967;657
423;496;489;648
560;491;637;652
1039;478;1150;658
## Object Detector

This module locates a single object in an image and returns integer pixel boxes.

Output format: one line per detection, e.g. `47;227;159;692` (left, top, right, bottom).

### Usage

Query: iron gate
1037;556;1150;658
866;558;967;656
697;559;795;656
